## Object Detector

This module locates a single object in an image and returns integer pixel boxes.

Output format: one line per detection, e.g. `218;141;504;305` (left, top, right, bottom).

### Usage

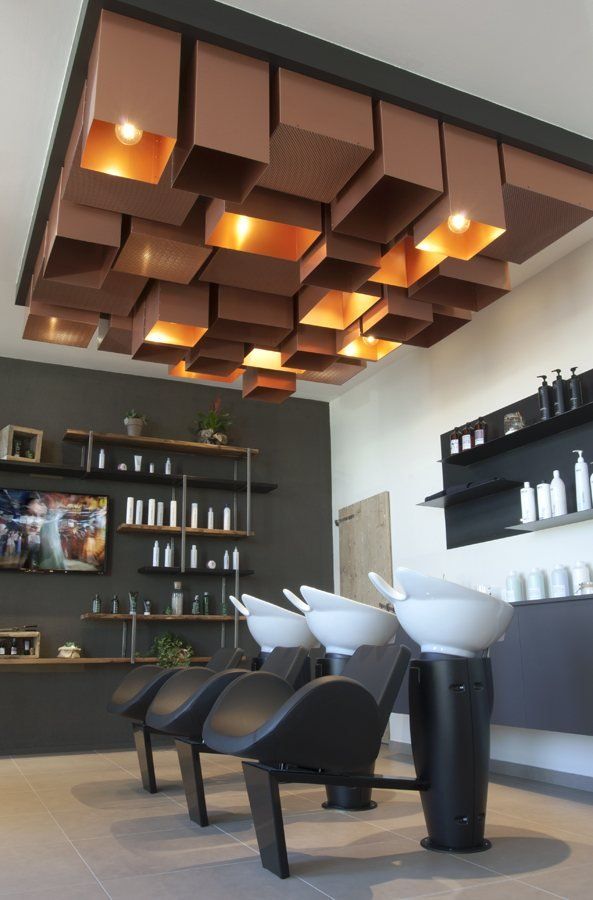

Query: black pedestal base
322;798;377;811
421;837;492;853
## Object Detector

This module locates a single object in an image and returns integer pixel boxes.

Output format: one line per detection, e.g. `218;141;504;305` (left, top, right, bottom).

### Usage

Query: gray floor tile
0;840;96;895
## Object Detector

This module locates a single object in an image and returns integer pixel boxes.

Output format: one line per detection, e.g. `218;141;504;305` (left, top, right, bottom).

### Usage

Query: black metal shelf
419;478;521;508
137;567;254;576
507;507;593;533
509;594;593;607
442;402;593;467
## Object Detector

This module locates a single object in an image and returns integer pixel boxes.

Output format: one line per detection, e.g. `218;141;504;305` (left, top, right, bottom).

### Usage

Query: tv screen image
0;490;108;573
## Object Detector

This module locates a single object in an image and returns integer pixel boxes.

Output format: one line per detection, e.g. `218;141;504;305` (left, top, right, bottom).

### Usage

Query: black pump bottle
537;375;553;420
552;369;566;416
569;367;583;410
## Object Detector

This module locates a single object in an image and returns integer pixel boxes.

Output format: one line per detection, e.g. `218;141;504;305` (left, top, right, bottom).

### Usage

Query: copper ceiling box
113;204;211;284
242;347;304;375
43;170;121;289
258;69;374;202
208;285;293;348
300;215;381;292
331;102;443;243
169;360;244;383
298;357;367;385
63;87;198;226
97;315;133;354
362;287;434;343
485;145;593;263
81;12;180;184
336;320;400;361
413;124;506;260
204;189;321;261
408;257;510;312
200;248;300;296
185;336;246;376
369;236;446;289
298;282;381;330
140;281;210;349
405;304;473;348
280;325;337;371
131;292;194;365
173;42;269;201
242;368;296;403
23;299;99;348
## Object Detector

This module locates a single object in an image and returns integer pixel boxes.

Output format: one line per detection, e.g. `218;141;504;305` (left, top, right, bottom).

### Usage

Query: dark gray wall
0;357;333;754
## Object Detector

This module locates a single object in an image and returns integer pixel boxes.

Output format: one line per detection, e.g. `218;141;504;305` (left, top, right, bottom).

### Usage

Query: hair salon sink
229;594;319;653
369;568;514;657
284;586;398;655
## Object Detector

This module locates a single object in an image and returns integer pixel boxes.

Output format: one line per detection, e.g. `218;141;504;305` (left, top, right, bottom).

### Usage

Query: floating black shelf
442;402;593;467
137;566;254;576
419;478;522;508
509;594;593;607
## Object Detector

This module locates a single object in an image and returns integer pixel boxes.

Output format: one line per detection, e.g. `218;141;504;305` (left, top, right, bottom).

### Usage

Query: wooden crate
0;630;41;658
0;425;43;463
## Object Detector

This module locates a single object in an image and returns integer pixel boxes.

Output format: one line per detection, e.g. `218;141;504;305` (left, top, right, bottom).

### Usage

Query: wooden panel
338;491;393;606
63;429;258;458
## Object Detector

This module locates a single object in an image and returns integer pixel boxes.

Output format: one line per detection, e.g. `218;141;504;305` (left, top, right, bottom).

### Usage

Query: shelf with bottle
0;630;40;659
63;429;259;459
0;656;212;666
419;478;522;508
138;566;254;576
507;507;593;533
80;613;241;622
117;524;252;538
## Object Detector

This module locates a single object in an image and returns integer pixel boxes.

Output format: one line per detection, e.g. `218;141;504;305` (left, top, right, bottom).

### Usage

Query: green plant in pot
191;397;231;446
124;409;148;437
150;632;193;668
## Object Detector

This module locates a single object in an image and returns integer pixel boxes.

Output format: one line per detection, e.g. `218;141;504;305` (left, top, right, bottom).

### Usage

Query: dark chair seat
107;665;175;721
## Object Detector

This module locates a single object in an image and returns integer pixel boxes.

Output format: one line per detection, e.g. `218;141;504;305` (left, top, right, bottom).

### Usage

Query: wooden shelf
138;566;254;576
117;524;252;538
419;478;522;508
81;613;239;622
64;429;258;459
506;507;593;533
0;656;211;666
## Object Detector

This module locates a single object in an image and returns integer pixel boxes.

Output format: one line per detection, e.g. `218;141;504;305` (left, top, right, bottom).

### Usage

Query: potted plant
124;410;148;437
57;641;82;659
150;632;193;668
191;398;231;446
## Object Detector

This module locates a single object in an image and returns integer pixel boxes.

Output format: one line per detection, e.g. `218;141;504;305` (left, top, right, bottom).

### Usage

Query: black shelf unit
419;478;521;508
138;566;254;576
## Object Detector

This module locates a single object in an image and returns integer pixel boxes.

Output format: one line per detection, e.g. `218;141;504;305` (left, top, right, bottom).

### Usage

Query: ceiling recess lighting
336;320;400;361
447;213;471;234
115;122;143;146
361;334;378;346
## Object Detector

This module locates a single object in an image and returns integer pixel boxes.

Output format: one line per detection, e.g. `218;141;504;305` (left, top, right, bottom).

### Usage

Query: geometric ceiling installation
18;9;593;402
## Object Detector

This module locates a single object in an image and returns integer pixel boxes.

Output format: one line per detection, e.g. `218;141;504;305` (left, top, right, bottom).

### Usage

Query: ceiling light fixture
361;334;378;346
447;213;471;234
115;121;143;146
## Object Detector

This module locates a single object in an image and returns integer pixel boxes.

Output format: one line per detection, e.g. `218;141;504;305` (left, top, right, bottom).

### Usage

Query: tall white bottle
550;470;567;517
125;497;135;524
135;499;143;525
207;507;214;530
232;546;239;570
169;500;177;527
147;498;156;526
190;502;199;529
190;544;198;569
573;450;592;511
223;506;231;531
152;541;160;567
536;483;552;520
520;482;536;523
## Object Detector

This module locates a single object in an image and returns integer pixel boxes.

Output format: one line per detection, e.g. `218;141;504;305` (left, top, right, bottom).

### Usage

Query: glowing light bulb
447;213;471;234
115;122;143;146
235;215;251;242
362;334;378;346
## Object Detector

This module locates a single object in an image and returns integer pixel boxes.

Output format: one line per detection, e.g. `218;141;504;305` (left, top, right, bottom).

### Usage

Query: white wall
330;238;593;778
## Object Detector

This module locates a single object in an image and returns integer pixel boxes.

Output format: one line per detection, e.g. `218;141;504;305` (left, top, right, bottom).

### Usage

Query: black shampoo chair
145;646;308;826
108;646;243;793
203;644;411;877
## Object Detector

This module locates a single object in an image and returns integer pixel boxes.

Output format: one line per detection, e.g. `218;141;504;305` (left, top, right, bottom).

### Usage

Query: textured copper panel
97;315;133;354
242;368;296;403
207;285;293;348
332;102;443;243
205;189;321;261
258;69;374;202
131;299;186;365
81;12;179;184
243;348;304;375
200;248;300;296
405;304;473;348
280;325;336;371
362;287;433;342
169;361;244;383
300;222;381;292
413;124;506;260
113;204;211;283
297;357;366;385
485;146;593;263
44;170;121;289
173;42;269;201
408;257;510;312
336;321;400;361
185;336;245;376
33;262;147;317
63;88;198;226
23;299;98;348
298;282;381;330
142;281;210;348
369;236;446;288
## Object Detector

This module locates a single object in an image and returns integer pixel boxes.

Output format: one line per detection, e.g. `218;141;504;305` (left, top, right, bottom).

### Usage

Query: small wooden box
0;630;41;658
0;425;43;463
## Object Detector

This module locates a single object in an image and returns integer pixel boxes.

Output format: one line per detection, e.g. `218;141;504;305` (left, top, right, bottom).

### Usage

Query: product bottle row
125;498;233;530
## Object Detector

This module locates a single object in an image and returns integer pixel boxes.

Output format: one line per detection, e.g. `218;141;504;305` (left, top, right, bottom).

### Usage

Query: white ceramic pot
229;594;319;653
124;417;144;437
369;568;514;657
285;586;398;656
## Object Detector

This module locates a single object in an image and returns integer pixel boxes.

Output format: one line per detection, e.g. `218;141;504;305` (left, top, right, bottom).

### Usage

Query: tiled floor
2;746;593;898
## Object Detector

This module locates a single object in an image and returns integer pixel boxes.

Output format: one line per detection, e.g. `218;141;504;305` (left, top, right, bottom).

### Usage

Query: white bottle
190;544;198;569
207;507;214;530
223;549;230;570
550;564;570;598
573;450;592;511
572;561;590;594
190;502;199;529
520;482;536;524
505;571;524;603
527;568;546;601
125;497;135;525
164;542;173;567
156;502;165;527
536;483;552;520
165;457;172;475
169;500;177;528
135;499;143;525
98;448;105;469
152;541;160;567
147;498;156;526
223;506;231;531
232;546;239;570
550;470;567;517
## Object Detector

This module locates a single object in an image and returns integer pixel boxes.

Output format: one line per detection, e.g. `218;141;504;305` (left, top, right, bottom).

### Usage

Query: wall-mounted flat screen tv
0;490;108;573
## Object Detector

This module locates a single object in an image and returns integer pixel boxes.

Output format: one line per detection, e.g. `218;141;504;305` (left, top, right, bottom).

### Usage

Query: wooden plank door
337;491;393;606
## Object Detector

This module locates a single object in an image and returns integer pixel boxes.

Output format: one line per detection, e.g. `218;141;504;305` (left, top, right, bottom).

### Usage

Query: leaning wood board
338;491;393;607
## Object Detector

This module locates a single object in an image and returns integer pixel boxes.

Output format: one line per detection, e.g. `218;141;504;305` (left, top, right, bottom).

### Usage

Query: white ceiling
1;0;592;402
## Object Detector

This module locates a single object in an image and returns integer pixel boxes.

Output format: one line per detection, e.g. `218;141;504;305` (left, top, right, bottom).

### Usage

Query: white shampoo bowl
229;594;319;654
368;568;514;658
284;586;398;656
